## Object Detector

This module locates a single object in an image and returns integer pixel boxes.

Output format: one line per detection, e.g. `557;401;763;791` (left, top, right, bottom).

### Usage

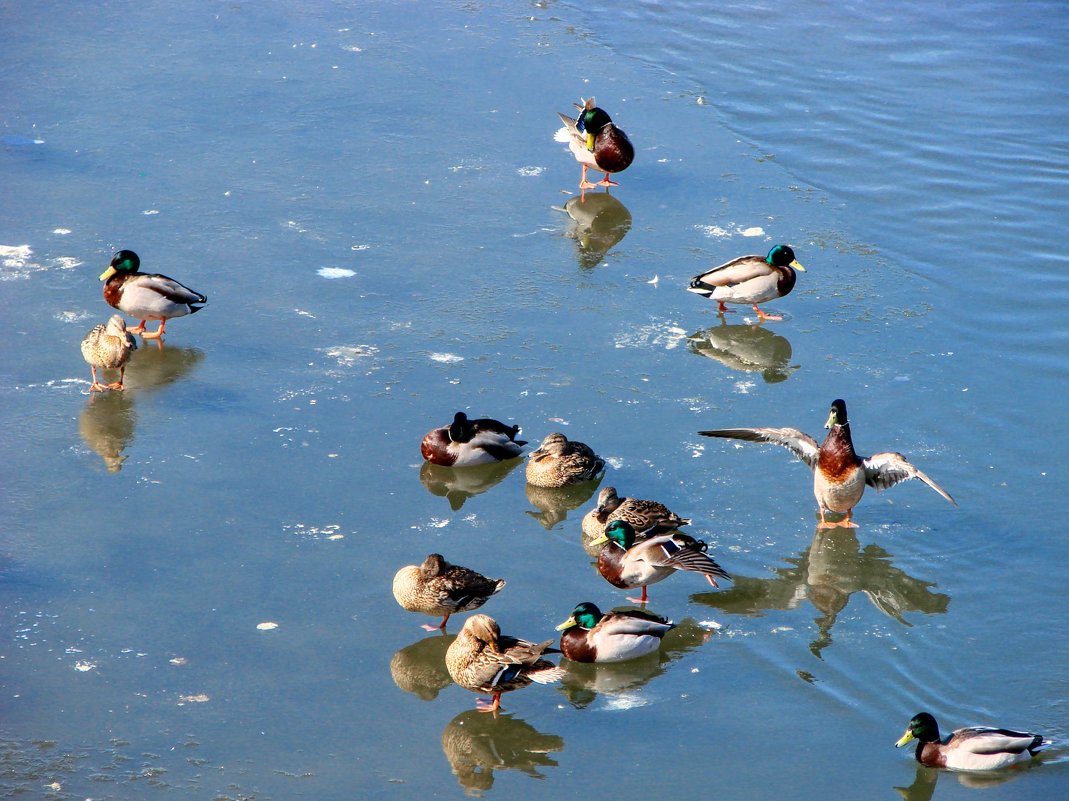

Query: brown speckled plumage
445;614;565;712
525;432;605;488
392;554;505;631
81;315;137;391
581;486;690;543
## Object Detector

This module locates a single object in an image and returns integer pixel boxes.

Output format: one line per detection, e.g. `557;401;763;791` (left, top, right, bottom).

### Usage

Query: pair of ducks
421;413;605;488
678;405;1040;772
81;250;206;391
557;98;806;320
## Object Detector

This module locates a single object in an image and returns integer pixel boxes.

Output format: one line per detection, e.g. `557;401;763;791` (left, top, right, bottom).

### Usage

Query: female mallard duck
420;412;526;467
99;250;206;339
581;486;691;542
392;553;506;631
699;399;956;528
591;520;731;604
445;614;565;713
525;432;605;488
896;712;1047;771
81;314;137;392
555;601;673;663
554;97;635;191
688;245;806;321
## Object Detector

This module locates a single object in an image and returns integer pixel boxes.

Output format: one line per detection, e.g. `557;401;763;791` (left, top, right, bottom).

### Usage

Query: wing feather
863;452;956;505
689;256;770;289
951;727;1041;755
698;427;820;468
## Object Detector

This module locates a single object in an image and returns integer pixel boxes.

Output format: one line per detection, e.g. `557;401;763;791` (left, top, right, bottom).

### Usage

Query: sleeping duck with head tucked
445;614;565;713
421;412;526;467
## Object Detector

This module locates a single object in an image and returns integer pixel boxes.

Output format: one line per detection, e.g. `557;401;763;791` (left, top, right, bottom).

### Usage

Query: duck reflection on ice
419;459;523;511
524;476;603;530
556;616;711;709
77;345;205;473
389;634;456;701
441;709;564;796
893;759;1035;801
687;320;797;383
560;192;632;269
79;390;137;472
690;526;949;658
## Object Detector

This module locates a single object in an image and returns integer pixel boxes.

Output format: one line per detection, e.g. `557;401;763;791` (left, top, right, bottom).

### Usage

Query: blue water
2;1;1068;798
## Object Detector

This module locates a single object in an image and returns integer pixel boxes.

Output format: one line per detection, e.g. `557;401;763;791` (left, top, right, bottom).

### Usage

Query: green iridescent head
556;601;605;632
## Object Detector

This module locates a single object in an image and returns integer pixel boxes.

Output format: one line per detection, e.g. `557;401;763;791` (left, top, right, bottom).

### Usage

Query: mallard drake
525;432;605;488
99;250;206;339
80;314;137;392
420;412;526;467
554;97;635;191
699;399;956;528
581;486;691;542
591;520;731;604
896;712;1047;771
555;601;673;663
392;553;506;631
688;244;806;321
445;614;566;713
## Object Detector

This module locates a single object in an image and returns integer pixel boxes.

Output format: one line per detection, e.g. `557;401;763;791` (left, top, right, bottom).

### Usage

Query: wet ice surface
3;1;1069;800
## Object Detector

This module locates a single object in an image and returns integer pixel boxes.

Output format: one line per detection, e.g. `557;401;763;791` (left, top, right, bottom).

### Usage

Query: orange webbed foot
476;695;501;713
753;305;783;321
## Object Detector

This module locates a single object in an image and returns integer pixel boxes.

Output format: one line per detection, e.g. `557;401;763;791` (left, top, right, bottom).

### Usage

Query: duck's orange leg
476;693;502;713
141;319;166;340
717;301;734;315
626;586;649;604
753;304;783;321
421;613;449;632
106;365;127;391
128;319;148;335
579;164;598;191
88;366;107;392
596;172;619;187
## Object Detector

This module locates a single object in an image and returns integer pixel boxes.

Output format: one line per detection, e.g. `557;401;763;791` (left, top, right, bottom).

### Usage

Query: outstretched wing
698;427;820;469
863;451;956;505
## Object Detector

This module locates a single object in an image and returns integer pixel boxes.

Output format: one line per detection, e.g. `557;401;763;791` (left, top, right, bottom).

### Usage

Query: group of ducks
388;97;1049;770
77;99;1047;771
398;402;1046;768
79;249;207;391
